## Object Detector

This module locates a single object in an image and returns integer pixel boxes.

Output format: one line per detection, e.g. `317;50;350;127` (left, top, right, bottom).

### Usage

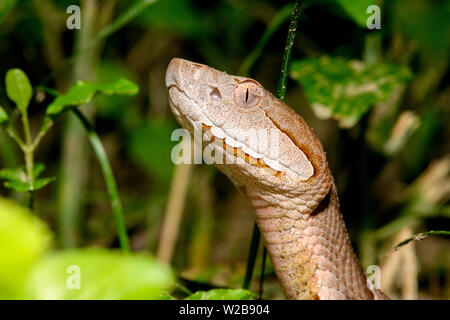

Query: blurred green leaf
0;197;51;299
95;61;140;126
185;289;257;300
392;0;450;56
32;177;55;191
33;163;45;179
137;0;208;39
0;0;19;23
24;249;175;300
127;118;177;186
4;180;31;192
32;163;55;191
290;56;411;128
159;292;177;300
46;78;139;116
0;106;8;124
5;68;32;114
400;107;441;178
0;165;54;192
0;166;26;184
383;111;420;156
333;0;374;27
52;0;81;10
365;83;406;154
193;265;227;283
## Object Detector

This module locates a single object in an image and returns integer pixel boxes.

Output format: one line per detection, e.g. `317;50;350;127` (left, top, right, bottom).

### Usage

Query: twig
259;244;267;299
243;225;261;290
5;126;25;149
58;0;99;248
32;118;53;150
393;230;450;251
277;0;301;101
238;3;295;76
157;163;192;263
72;107;130;252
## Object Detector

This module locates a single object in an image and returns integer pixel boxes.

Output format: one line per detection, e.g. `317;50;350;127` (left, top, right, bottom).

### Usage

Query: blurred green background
0;0;448;299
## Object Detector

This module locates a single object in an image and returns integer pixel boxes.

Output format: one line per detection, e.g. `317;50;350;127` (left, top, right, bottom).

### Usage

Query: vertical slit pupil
245;88;249;102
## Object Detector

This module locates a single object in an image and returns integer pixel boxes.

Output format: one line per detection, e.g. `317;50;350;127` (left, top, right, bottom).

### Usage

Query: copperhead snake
165;58;388;300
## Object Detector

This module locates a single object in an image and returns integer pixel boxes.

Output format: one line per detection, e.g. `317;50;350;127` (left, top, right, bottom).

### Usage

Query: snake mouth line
167;84;179;91
201;123;285;177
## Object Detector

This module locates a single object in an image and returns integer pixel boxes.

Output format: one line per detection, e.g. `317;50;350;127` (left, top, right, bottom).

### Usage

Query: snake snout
165;58;183;89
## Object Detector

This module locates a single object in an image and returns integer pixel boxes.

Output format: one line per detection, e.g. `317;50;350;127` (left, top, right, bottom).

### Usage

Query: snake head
166;58;331;201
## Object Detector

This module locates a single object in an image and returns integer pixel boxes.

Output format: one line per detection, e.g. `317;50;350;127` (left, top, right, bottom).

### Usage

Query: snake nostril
210;87;221;100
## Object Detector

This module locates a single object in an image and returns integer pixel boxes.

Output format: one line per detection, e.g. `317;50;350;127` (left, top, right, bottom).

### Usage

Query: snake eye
233;80;262;108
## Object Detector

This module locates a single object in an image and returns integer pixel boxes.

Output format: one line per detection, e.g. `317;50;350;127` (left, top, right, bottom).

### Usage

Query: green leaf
290;57;412;128
32;177;55;191
24;249;175;300
392;0;450;56
137;0;209;39
159;292;177;300
0;106;8;124
0;167;27;183
5;68;32;113
400;107;441;178
0;167;30;191
0;165;54;191
46;78;139;116
33;163;45;179
4;180;31;192
95;61;139;123
333;0;374;27
185;289;258;300
0;0;19;23
0;197;51;298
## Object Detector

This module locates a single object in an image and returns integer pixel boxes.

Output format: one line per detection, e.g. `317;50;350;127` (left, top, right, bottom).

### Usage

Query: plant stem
394;230;450;251
259;245;267;299
238;2;295;76
21;113;33;184
20;111;35;210
157;163;192;263
277;0;301;100
58;0;100;248
6;126;25;149
72;107;130;252
238;0;316;76
24;147;34;210
242;225;260;290
32;118;53;150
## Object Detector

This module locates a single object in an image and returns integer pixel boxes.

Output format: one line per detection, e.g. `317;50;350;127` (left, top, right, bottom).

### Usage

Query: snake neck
247;183;375;300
